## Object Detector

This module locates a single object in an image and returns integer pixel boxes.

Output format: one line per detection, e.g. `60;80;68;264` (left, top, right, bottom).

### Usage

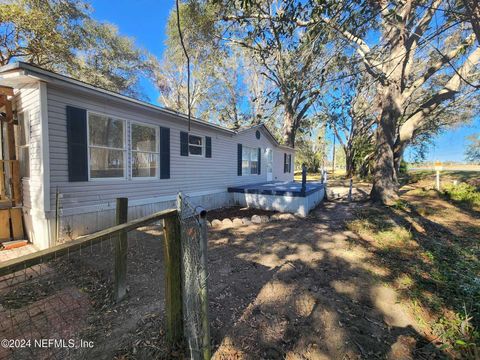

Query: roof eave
2;62;235;135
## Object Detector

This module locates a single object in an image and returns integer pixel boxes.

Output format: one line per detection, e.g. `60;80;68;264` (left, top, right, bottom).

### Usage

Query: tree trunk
393;142;406;177
370;87;401;204
345;146;355;178
282;109;296;148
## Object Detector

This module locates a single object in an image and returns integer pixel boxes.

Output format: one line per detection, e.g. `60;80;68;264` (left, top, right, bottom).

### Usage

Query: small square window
188;135;203;156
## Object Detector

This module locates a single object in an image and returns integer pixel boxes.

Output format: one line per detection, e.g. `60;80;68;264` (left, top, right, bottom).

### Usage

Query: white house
0;62;295;249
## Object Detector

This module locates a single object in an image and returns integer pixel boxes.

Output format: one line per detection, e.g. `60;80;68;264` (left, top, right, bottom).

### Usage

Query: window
88;113;126;179
188;134;203;156
284;153;292;173
242;146;259;175
266;148;273;174
16;112;30;178
131;123;158;178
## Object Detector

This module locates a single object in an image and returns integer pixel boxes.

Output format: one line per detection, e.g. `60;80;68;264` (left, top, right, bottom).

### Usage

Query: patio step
1;239;28;250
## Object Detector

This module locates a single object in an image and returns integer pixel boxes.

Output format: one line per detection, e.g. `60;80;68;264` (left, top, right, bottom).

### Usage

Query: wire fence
178;193;211;360
0;195;212;360
0;203;192;359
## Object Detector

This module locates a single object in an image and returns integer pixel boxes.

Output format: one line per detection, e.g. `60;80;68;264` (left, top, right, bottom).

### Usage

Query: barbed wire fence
178;192;211;360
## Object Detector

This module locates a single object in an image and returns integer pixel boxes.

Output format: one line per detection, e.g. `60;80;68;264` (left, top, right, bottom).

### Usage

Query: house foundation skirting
28;191;234;248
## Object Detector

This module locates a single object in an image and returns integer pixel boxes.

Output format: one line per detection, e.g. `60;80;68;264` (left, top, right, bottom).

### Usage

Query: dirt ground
208;206;279;221
1;173;478;359
208;202;443;359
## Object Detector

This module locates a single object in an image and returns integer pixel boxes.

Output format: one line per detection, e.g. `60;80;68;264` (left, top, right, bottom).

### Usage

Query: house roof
0;61;294;150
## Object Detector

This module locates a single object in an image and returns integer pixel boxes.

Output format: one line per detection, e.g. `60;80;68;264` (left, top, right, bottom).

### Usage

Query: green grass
346;204;480;356
442;183;480;209
293;170;346;182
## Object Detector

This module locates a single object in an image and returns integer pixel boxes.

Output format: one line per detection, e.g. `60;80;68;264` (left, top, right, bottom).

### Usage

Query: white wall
8;78;297;246
46;83;291;220
14;81;51;249
14;82;41;211
273;148;295;182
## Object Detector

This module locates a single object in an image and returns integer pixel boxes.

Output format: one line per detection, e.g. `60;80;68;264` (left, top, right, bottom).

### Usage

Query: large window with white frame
131;122;159;178
188;134;203;156
242;146;258;175
88;113;126;179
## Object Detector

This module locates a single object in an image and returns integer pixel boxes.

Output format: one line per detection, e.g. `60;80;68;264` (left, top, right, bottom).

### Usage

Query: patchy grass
404;170;480;188
293;169;347;181
346;192;480;357
442;182;480;210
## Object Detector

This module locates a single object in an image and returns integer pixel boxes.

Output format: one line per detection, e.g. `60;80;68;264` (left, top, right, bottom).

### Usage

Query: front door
266;148;273;181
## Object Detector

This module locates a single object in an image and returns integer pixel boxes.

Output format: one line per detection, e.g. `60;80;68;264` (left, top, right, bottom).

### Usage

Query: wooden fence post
198;209;212;360
348;178;353;202
163;213;183;348
114;197;128;302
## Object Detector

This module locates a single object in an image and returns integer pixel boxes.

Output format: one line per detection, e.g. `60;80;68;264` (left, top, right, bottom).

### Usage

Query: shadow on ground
208;201;447;359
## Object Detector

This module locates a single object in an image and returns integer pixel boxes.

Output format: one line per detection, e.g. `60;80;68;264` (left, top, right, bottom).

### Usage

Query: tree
460;0;480;45
322;65;377;177
295;127;329;172
299;0;480;203
0;0;151;98
465;133;480;163
155;1;251;127
217;0;337;147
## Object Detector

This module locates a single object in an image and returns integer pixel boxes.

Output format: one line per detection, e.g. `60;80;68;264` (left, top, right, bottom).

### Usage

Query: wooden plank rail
0;208;177;277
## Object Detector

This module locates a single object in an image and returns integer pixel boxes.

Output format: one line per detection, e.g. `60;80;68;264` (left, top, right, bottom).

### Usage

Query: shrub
442;183;480;208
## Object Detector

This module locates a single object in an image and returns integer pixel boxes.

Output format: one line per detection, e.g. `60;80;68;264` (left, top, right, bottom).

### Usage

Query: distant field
405;169;480;185
294;169;346;181
409;164;480;171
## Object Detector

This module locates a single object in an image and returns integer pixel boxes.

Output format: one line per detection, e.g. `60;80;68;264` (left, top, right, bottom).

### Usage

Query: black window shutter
66;106;88;181
205;136;212;158
289;154;292;172
258;148;261;175
160;127;170;179
284;153;287;173
180;131;189;156
237;144;242;176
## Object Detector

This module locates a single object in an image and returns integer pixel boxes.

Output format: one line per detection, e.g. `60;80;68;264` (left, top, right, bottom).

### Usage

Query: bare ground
1;175;478;359
208;201;444;360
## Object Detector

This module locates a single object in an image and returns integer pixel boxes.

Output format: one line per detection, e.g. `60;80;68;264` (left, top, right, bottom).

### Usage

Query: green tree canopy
465;133;480;163
0;0;153;99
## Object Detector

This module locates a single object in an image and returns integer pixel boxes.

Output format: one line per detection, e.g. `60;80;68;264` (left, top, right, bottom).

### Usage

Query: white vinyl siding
273;149;295;182
14;83;42;210
46;84;286;213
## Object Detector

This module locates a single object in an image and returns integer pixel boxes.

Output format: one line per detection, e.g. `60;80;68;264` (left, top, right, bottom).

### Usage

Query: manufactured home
0;62;305;249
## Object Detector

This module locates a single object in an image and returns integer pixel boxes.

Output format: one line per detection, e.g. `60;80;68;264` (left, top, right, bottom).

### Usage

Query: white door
266;148;273;181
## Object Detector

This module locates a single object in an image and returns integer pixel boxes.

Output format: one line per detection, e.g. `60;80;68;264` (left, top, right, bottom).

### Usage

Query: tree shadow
346;200;479;356
206;202;448;359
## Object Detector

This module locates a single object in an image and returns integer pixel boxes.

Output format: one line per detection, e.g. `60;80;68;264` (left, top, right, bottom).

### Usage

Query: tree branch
402;33;477;99
398;46;480;144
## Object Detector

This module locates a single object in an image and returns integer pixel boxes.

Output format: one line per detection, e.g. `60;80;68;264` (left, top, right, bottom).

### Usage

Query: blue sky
90;0;479;163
